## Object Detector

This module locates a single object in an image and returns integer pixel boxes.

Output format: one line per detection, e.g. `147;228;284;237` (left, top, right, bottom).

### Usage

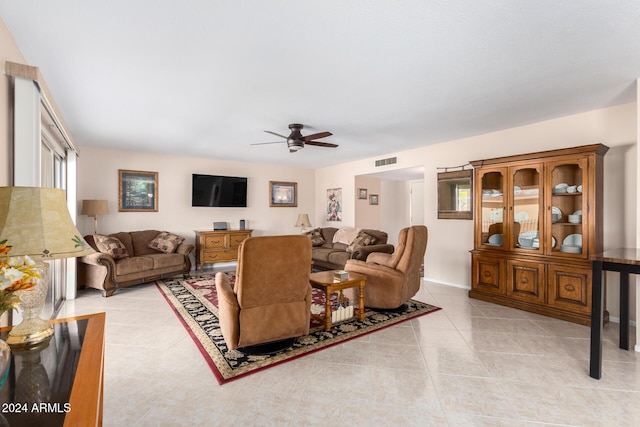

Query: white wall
354;175;382;229
637;78;640;350
316;102;638;318
380;180;410;246
76;147;316;245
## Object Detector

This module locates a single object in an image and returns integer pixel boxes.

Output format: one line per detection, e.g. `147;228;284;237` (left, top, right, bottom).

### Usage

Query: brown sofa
309;227;394;270
77;230;194;297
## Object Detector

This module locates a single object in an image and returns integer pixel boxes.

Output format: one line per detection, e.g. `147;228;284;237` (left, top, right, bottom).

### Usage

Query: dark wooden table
0;312;105;426
590;248;638;379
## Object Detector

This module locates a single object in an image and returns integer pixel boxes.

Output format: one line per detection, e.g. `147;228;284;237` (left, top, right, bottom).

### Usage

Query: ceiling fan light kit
252;123;338;153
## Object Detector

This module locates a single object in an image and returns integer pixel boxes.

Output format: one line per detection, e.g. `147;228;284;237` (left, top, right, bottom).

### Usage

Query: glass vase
0;338;10;390
7;262;54;347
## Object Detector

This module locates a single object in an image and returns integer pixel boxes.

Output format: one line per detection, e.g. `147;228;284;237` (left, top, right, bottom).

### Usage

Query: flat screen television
192;174;248;207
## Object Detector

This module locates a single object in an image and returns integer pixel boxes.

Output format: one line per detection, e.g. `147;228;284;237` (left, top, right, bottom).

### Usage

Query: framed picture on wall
327;188;342;221
369;194;379;205
357;188;368;199
118;169;158;212
269;181;297;207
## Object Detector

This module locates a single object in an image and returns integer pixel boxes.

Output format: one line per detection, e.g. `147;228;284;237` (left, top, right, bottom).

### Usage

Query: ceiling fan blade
264;130;288;139
305;141;339;148
250;141;286;146
303;131;332;141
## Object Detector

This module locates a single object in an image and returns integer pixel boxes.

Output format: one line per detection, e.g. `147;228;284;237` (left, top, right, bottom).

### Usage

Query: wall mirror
437;169;473;219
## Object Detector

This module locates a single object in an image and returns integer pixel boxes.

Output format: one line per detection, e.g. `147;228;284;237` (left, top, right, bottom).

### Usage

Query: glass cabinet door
477;168;506;249
510;164;543;252
546;158;588;258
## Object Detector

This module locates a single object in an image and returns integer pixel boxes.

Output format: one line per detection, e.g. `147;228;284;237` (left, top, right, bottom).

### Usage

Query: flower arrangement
0;240;40;314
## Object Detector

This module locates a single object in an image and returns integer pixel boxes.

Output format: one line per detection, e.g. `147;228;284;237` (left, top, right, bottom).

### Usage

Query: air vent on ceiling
375;156;397;167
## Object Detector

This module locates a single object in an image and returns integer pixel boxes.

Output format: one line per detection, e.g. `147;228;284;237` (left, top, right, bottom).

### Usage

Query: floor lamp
0;187;95;347
81;199;109;234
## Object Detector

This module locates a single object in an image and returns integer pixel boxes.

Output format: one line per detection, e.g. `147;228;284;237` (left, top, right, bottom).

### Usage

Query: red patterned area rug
156;273;441;384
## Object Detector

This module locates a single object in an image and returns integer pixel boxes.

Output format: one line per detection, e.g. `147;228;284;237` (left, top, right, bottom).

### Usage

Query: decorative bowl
568;214;582;224
487;234;503;246
560;245;582;254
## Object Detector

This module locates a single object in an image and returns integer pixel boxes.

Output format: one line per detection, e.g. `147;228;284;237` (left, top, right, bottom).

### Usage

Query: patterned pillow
305;228;326;247
347;231;377;253
148;231;185;253
94;234;129;259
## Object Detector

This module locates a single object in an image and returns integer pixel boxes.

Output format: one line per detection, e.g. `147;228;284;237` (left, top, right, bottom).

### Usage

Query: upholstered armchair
344;225;428;309
215;235;313;351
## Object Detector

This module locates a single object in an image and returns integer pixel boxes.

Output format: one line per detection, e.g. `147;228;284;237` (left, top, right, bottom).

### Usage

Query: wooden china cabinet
469;144;608;325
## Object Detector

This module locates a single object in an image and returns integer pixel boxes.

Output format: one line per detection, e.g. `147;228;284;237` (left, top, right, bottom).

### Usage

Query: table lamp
0;187;95;347
294;213;312;233
81;199;109;234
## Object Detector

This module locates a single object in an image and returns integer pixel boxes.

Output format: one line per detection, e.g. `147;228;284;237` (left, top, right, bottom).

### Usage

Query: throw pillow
94;234;129;259
347;231;377;253
148;231;185;253
305;228;326;247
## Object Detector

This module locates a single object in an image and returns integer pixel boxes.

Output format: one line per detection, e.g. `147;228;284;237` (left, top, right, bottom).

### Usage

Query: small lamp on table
295;213;312;233
0;187;95;348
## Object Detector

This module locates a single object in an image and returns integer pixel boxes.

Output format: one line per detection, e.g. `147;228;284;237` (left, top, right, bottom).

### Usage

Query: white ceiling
1;1;639;169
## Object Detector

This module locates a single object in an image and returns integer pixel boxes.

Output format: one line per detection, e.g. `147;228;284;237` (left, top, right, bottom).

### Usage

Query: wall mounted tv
192;174;248;207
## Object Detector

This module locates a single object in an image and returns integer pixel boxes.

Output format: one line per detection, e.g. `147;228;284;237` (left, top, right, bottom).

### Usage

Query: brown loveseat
77;230;194;297
308;227;394;270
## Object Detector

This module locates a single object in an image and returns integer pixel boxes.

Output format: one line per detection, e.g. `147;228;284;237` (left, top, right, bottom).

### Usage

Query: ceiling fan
251;123;338;153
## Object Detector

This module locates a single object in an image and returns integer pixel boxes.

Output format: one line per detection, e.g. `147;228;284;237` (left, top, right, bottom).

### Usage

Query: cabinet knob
564;284;576;292
520;276;529;285
483;271;491;278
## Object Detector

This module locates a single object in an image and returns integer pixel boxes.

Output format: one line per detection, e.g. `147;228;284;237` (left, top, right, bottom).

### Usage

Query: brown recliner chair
215;235;313;351
345;225;428;309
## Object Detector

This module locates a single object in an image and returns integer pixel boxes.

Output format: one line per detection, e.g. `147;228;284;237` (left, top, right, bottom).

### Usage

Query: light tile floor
58;277;640;426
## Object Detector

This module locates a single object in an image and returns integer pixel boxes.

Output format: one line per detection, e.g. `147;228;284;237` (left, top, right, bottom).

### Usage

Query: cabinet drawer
472;255;505;295
203;249;237;263
203;236;226;248
547;264;591;314
229;234;249;247
506;260;545;303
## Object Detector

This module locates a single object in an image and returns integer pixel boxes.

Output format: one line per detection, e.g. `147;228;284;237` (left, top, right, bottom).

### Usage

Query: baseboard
192;262;237;274
606;316;637;327
423;277;470;290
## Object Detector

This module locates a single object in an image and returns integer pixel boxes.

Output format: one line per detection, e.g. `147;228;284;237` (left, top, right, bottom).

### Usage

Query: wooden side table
590;248;639;379
310;270;366;331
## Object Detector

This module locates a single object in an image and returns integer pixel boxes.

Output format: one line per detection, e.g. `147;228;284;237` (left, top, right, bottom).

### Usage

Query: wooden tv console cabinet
194;229;253;271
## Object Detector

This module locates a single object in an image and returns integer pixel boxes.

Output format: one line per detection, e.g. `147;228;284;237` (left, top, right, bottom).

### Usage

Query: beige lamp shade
81;199;109;216
294;213;312;229
0;186;95;260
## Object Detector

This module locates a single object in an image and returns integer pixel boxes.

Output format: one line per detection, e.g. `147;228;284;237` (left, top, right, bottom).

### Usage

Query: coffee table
309;270;366;331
